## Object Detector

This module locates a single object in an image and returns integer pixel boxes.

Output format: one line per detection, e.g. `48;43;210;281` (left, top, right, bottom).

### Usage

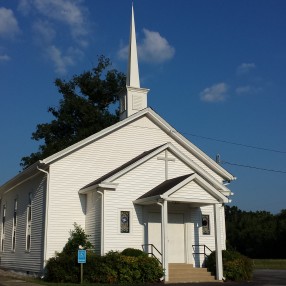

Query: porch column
161;200;169;281
213;203;223;280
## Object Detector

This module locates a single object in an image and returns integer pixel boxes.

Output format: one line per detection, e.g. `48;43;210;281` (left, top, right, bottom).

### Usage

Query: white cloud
200;83;228;103
33;20;56;43
46;45;83;74
118;28;175;63
18;0;88;41
235;85;262;95
237;63;256;75
139;29;175;63
0;54;10;61
0;8;20;38
18;0;90;73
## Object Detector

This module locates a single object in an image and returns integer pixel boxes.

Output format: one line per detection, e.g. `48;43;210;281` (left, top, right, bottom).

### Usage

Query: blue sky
0;0;285;213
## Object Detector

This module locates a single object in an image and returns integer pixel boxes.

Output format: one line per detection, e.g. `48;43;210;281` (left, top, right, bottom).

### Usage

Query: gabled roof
137;174;193;199
79;142;232;196
81;145;163;191
1;108;235;193
134;173;229;205
40;108;235;181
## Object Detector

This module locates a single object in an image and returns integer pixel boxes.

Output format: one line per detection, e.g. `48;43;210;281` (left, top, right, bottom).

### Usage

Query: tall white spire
127;3;140;88
119;3;149;121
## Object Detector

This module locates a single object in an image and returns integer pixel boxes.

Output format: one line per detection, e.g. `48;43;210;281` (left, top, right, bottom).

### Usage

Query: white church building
0;5;235;282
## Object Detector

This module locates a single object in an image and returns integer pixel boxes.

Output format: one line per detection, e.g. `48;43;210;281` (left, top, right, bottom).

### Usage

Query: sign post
78;249;86;284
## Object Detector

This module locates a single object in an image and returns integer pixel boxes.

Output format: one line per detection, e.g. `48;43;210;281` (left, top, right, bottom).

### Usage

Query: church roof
79;141;232;196
137;174;193;200
80;144;163;190
39;108;235;182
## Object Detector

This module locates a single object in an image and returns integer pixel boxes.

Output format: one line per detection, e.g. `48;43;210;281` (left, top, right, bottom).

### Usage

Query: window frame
1;203;6;252
202;214;211;235
119;209;132;234
11;198;18;252
25;192;33;252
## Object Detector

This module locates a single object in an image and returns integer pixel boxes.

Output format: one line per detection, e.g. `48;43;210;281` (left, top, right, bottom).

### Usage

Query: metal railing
142;244;162;264
192;244;212;267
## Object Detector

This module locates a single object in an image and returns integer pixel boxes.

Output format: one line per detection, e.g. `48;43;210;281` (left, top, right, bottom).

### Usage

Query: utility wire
182;132;286;154
129;125;286;173
221;161;286;174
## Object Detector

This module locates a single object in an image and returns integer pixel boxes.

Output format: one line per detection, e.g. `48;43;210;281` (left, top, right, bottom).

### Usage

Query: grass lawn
253;259;286;270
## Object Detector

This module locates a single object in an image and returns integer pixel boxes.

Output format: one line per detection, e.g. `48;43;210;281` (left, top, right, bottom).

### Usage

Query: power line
222;161;286;174
182;132;286;154
129;124;286;154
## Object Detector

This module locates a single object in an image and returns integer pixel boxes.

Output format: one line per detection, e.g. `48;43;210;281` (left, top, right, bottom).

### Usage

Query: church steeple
119;3;149;121
126;3;140;88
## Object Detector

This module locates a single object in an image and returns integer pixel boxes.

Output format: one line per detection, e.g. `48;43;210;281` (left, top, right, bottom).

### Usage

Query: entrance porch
134;174;229;282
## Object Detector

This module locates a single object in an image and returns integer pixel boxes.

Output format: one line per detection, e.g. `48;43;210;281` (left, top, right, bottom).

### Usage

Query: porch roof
134;173;229;205
137;174;193;199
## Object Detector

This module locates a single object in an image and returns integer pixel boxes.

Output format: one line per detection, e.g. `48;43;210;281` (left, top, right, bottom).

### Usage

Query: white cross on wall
157;150;175;180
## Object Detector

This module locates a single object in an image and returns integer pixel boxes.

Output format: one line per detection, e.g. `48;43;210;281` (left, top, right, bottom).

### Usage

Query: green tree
21;56;126;169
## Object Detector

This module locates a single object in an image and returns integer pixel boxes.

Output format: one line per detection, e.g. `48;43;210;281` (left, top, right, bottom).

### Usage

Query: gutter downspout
97;190;104;255
37;166;50;271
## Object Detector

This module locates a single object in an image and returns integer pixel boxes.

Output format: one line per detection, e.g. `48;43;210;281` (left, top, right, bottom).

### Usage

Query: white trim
162;173;229;203
90;142;231;197
1;109;235;193
214;204;223;280
79;183;118;194
37;108;234;181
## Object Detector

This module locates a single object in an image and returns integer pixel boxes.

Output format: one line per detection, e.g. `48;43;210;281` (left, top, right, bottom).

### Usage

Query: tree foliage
225;206;286;258
21;56;126;169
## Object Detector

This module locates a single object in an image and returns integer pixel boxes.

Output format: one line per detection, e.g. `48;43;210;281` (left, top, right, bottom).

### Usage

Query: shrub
121;247;148;257
45;225;163;283
206;249;253;281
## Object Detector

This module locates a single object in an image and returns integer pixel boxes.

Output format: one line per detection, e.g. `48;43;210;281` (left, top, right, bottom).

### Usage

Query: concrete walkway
0;269;286;286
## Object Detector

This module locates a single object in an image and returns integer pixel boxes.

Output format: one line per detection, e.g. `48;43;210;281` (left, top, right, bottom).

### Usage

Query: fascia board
146;109;235;181
41;108;153;165
166;197;218;204
166;144;231;195
0;163;40;193
105;143;169;183
133;195;160;204
79;182;118;194
39;107;234;182
162;174;197;198
162;173;228;204
194;175;229;203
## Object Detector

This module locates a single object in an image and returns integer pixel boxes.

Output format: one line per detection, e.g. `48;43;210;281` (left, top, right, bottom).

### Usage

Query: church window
11;199;17;251
1;204;6;252
26;193;32;252
202;214;210;235
120;211;130;233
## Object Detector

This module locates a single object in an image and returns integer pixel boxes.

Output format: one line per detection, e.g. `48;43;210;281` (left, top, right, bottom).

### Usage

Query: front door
148;212;185;263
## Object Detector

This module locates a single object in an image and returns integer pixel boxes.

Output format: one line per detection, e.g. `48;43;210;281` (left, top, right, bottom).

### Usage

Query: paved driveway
0;269;286;286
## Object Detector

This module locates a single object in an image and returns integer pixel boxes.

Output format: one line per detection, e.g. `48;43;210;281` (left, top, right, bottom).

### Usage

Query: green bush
121;248;148;257
45;225;163;283
206;249;253;281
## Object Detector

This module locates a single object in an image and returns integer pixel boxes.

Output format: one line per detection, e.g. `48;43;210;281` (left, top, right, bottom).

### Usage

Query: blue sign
78;250;86;264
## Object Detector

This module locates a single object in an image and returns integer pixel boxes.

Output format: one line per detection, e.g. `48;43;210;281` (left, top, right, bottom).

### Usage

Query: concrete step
168;263;216;283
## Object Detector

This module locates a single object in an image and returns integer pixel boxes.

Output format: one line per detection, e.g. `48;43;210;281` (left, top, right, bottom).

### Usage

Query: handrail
192;244;212;267
142;244;162;264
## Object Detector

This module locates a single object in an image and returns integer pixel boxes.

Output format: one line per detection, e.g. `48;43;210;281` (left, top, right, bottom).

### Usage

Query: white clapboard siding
0;173;46;274
190;205;226;267
45;115;226;260
169;180;217;202
103;156;165;252
85;191;101;254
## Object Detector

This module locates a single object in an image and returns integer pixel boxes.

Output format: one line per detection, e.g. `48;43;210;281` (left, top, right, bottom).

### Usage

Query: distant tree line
225;206;286;258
